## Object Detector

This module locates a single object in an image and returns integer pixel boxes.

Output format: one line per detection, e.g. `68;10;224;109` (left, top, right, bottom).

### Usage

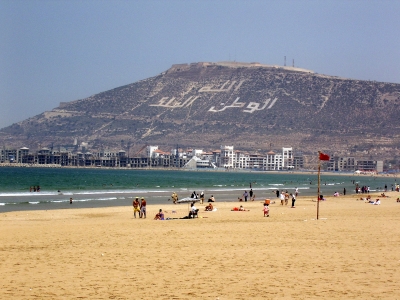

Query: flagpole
317;152;321;220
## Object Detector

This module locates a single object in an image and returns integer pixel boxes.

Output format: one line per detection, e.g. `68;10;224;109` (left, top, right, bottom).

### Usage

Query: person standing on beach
171;192;178;204
140;197;147;218
133;197;140;218
284;190;289;205
280;191;285;205
295;187;299;197
276;190;280;198
290;193;296;208
249;189;254;201
263;203;270;217
243;190;249;202
200;191;204;204
343;188;346;196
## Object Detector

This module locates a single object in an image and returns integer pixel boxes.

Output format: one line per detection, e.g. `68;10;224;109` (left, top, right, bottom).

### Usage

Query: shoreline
1;163;398;177
2;188;397;214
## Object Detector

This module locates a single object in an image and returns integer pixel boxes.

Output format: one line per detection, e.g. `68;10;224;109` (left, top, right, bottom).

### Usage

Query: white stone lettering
149;96;200;108
267;97;278;109
243;98;277;113
199;80;245;92
208;97;245;112
209;97;278;113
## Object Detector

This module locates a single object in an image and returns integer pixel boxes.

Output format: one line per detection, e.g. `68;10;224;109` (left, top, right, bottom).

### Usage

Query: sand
1;192;400;299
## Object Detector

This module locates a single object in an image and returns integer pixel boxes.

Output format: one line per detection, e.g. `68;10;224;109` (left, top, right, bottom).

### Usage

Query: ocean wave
0;192;60;197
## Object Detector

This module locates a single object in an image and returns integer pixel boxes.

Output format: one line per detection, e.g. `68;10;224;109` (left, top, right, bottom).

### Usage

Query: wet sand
1;191;399;299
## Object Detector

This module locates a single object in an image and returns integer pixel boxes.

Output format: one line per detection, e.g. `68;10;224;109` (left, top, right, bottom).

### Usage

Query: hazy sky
1;0;399;129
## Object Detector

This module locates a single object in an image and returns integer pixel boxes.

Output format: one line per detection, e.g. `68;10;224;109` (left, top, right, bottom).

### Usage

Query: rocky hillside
1;61;400;156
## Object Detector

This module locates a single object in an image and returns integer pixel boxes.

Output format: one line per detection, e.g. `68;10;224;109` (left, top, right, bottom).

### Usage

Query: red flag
319;152;330;161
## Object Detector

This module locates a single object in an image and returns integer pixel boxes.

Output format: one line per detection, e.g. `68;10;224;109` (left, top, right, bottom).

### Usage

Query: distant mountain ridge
1;61;400;157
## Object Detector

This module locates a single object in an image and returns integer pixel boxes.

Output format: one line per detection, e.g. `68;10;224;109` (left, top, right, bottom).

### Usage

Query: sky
1;0;399;129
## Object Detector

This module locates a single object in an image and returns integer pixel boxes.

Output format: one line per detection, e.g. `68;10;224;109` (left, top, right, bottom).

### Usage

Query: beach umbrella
177;197;200;203
177;197;200;212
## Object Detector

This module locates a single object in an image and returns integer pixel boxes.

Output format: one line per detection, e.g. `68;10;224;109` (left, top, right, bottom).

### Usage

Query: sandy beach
1;191;400;299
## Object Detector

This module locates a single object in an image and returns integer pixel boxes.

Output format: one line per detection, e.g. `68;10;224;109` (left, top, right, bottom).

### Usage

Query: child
154;209;164;220
263;203;270;217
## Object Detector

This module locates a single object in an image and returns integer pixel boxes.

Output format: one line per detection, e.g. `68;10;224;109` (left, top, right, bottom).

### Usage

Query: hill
1;61;400;157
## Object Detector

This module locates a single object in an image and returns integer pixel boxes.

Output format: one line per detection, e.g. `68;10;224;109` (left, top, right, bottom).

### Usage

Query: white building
220;146;234;168
147;146;159;158
282;147;294;169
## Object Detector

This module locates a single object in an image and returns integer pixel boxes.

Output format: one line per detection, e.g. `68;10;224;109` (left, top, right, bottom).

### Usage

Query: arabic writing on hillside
149;96;200;108
209;97;278;113
149;80;278;113
198;80;245;92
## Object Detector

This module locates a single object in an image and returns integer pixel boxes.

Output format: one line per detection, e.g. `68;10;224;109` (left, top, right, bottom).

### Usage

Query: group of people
240;189;255;202
29;185;41;192
170;191;210;204
355;185;370;194
132;197;147;218
277;190;296;208
190;191;205;204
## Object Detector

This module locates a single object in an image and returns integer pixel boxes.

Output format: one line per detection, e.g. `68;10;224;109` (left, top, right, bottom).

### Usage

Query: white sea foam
79;189;167;195
29;202;40;204
72;197;118;202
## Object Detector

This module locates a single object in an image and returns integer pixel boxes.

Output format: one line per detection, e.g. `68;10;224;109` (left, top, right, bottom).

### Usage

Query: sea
0;167;397;212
